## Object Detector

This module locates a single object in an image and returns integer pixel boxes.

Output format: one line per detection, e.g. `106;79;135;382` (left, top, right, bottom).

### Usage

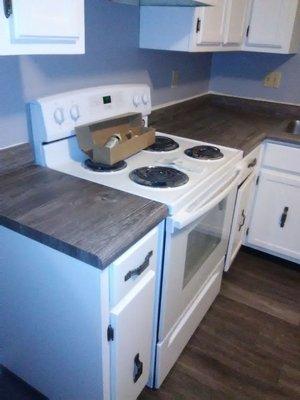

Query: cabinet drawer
263;142;300;174
109;226;159;307
239;145;262;183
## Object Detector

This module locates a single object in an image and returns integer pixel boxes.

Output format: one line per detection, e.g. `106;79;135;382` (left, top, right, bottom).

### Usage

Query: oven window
183;199;227;288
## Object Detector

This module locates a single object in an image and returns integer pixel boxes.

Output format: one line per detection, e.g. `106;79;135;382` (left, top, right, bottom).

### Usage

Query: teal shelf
110;0;210;7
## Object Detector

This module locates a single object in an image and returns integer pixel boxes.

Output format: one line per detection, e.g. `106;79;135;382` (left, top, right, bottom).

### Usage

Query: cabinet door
248;170;300;261
110;271;156;400
196;0;226;45
0;0;84;54
246;0;286;48
225;172;256;271
11;0;81;41
223;0;249;45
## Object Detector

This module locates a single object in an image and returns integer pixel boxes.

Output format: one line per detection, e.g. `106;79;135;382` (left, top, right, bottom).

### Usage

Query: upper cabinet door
196;0;227;45
246;0;285;48
12;0;81;40
0;0;85;55
223;0;249;45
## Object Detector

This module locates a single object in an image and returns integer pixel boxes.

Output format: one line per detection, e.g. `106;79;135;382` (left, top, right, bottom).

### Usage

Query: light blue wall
2;1;299;150
0;0;212;148
210;50;300;105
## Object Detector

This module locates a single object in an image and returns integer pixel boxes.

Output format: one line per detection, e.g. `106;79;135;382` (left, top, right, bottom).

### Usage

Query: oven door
158;169;240;341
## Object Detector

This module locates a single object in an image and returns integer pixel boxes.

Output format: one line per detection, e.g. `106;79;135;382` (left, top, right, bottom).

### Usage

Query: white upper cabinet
244;0;300;53
223;0;249;45
0;0;85;55
140;0;249;52
195;0;226;45
140;0;300;53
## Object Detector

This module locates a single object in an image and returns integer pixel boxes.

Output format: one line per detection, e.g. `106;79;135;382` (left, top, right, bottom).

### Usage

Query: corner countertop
0;165;167;269
150;95;300;155
1;94;299;270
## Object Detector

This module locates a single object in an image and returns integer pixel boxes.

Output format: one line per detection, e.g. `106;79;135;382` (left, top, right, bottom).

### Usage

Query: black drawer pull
124;251;153;281
248;158;257;168
133;353;143;383
196;18;201;33
238;209;246;232
280;207;289;228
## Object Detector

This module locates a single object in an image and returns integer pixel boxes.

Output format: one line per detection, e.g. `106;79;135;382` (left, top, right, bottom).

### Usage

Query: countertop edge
0;215;102;268
0;207;168;270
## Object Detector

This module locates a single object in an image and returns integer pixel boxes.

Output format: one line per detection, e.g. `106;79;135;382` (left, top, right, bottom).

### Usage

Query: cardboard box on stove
75;113;155;165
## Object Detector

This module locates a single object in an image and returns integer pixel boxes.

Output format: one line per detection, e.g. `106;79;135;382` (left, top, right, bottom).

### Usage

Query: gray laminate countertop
150;95;300;155
1;94;299;270
0;165;167;269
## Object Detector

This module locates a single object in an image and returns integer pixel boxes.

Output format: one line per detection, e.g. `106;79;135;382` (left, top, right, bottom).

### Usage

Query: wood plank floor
1;248;299;400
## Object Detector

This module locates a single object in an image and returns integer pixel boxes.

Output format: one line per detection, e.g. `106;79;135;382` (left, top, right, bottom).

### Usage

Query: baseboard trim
241;246;299;271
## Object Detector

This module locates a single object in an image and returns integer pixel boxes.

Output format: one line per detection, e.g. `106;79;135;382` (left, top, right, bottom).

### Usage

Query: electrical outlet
264;72;274;88
273;71;282;88
264;71;282;88
171;70;179;88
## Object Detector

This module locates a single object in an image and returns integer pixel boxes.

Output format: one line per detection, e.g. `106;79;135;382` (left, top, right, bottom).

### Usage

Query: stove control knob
70;104;80;122
142;93;149;105
133;95;141;107
53;108;64;125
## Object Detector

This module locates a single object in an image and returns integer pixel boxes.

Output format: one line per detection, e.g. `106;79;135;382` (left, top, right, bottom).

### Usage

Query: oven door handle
173;168;242;231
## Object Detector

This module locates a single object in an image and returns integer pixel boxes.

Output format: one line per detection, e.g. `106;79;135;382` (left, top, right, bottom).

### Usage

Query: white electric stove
41;132;241;215
30;84;243;388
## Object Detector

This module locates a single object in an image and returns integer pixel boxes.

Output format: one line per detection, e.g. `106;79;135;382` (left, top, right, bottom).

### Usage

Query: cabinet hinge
3;0;13;18
256;175;260;185
107;325;114;342
246;228;249;236
246;25;250;38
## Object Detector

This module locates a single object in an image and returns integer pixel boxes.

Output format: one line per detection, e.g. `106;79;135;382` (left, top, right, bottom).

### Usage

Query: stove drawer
109;226;159;307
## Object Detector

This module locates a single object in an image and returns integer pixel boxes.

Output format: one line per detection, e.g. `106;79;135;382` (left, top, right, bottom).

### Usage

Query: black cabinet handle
248;158;257;168
124;251;153;282
280;207;289;228
196;18;201;33
246;25;250;38
3;0;12;18
133;353;143;383
238;209;246;232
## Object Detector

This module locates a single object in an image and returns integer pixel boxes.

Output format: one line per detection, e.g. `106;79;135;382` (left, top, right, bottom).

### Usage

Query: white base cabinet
109;226;162;400
247;170;300;262
225;172;256;271
246;142;300;264
0;0;85;55
110;271;156;400
225;145;262;271
0;222;164;400
0;226;110;400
